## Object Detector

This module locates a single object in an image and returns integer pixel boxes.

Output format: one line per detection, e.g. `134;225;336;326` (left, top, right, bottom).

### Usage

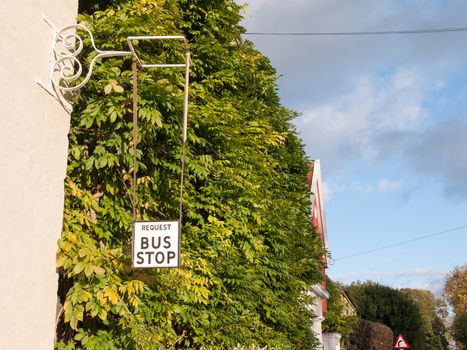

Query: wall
310;284;330;349
0;1;77;349
323;333;342;350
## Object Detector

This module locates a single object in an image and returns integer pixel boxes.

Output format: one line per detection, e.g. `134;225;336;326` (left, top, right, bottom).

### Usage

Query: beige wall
0;1;77;349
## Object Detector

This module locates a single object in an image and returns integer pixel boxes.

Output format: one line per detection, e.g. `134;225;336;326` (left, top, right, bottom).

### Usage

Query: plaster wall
0;1;77;349
323;333;342;350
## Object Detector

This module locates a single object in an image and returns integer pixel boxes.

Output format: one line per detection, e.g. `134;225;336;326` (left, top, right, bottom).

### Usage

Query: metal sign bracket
36;14;190;113
37;15;191;268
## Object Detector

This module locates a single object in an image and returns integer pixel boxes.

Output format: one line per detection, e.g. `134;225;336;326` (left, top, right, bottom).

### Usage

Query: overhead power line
244;27;467;36
333;224;467;262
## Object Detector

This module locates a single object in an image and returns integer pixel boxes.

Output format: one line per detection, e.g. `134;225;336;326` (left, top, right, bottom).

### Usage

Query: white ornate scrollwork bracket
36;15;190;115
37;16;192;251
36;15;133;113
50;24;133;92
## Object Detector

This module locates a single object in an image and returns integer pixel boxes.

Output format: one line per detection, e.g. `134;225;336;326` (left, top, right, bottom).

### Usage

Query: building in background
307;160;331;349
323;282;358;350
0;1;77;349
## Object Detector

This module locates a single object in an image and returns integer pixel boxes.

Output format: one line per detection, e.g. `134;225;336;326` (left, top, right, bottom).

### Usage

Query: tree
444;264;467;349
55;0;325;349
444;264;467;315
452;313;467;349
347;320;393;350
322;277;358;344
401;289;449;350
347;281;423;348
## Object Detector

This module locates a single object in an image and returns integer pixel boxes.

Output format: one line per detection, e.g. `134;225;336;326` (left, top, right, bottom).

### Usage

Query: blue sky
240;0;467;295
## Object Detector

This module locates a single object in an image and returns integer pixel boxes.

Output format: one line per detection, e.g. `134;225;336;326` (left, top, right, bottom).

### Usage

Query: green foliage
444;264;467;349
56;0;324;349
321;278;358;344
401;289;449;350
444;264;467;315
347;281;423;348
346;319;393;350
452;313;467;349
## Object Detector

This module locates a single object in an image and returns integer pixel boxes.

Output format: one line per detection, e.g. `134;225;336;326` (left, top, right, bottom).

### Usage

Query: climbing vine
56;0;324;349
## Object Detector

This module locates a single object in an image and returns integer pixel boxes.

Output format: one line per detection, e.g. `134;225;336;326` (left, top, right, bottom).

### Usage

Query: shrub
346;319;393;350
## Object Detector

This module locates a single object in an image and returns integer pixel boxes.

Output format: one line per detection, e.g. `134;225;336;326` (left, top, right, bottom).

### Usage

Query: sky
239;0;467;296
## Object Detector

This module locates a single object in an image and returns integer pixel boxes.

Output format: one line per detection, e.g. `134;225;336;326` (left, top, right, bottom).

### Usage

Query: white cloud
241;0;467;107
242;0;467;199
322;180;373;202
378;179;404;192
321;180;334;202
407;120;467;199
296;69;427;174
381;119;467;199
389;269;447;296
333;268;447;296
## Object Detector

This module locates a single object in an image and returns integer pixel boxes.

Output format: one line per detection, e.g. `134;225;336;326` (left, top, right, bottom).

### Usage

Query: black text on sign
133;220;180;268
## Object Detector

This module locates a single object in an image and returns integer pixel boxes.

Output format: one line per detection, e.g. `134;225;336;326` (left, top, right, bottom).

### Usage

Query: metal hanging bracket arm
37;16;191;96
38;17;192;269
127;35;191;69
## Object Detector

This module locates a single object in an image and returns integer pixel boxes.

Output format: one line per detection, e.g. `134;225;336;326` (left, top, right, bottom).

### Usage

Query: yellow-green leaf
104;286;119;305
84;264;94;277
98;308;107;320
104;84;112;95
113;85;124;93
57;255;68;268
78;248;89;258
73;262;85;275
93;266;105;277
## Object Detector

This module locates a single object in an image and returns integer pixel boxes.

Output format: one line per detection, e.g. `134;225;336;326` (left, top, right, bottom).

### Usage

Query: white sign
132;220;180;268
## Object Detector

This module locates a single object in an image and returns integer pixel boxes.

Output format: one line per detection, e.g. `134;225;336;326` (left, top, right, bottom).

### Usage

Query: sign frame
393;334;411;349
132;219;181;268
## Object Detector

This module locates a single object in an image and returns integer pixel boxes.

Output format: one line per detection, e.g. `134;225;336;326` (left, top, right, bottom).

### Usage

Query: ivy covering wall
56;0;325;349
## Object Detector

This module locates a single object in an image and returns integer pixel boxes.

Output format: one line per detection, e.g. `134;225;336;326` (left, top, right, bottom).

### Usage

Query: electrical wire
333;224;467;261
244;27;467;36
243;24;467;263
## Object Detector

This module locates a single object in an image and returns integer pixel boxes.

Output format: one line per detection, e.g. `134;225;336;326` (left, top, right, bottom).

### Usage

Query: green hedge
346;320;393;350
55;0;325;349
